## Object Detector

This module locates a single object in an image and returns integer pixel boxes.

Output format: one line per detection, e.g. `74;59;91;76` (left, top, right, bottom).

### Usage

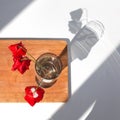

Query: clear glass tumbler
35;53;62;88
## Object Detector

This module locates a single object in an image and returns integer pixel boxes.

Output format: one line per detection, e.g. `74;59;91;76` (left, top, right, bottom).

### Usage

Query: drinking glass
35;53;62;88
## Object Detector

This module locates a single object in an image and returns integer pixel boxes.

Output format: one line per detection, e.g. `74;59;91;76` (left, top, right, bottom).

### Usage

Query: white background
0;0;120;120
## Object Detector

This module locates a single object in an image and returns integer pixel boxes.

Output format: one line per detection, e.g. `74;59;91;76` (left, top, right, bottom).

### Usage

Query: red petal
17;58;31;74
12;58;22;71
25;86;35;94
24;94;36;106
35;87;45;102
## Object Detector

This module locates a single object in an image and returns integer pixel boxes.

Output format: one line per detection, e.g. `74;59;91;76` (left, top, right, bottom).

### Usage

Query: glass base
35;76;57;88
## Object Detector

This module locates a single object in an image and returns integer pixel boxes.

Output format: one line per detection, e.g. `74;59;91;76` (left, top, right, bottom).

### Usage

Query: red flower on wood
24;86;45;106
8;42;31;74
12;56;31;74
8;42;45;106
8;41;27;57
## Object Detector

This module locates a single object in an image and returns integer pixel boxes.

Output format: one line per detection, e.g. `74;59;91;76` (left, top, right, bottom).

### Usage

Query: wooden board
0;39;69;102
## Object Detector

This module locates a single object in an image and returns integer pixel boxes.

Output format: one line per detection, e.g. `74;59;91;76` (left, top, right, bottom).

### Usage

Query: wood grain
0;39;69;102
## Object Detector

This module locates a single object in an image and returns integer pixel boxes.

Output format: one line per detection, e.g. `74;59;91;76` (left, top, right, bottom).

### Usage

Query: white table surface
0;0;120;120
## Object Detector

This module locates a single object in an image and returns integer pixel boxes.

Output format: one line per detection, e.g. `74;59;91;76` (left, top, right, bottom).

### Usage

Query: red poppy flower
24;86;45;106
12;56;31;74
8;41;27;57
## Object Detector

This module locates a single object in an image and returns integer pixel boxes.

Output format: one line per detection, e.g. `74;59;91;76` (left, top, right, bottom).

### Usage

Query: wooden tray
0;38;69;102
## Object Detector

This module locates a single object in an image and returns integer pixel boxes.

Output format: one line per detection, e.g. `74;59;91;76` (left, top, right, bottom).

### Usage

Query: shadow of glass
51;44;120;120
69;8;104;61
70;20;104;61
0;0;33;30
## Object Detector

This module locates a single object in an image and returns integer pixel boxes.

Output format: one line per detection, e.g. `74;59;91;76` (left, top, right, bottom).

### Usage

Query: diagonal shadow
0;0;33;30
51;44;120;120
